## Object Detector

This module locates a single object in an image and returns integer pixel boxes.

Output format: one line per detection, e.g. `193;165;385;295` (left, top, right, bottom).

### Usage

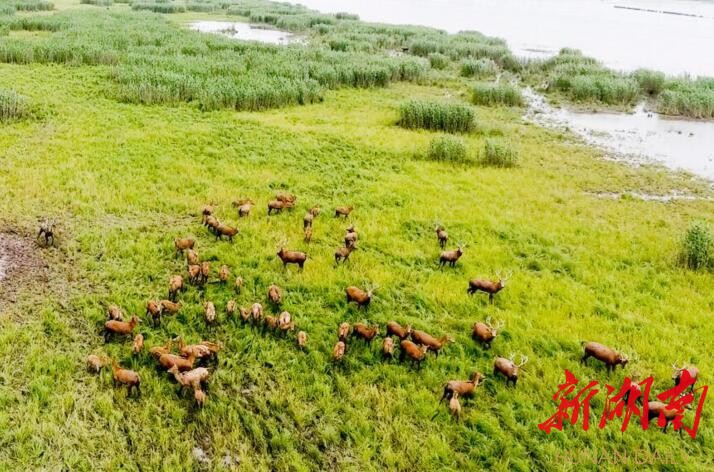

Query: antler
485;316;493;328
503;270;513;281
494;319;505;331
518;355;529;367
671;362;682;372
508;352;515;362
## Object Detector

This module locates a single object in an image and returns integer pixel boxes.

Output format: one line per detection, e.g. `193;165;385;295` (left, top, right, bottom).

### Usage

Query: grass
425;135;471;164
1;1;714;471
398;99;475;133
460;58;497;78
481;138;519;167
0;87;28;121
472;82;523;107
681;222;712;270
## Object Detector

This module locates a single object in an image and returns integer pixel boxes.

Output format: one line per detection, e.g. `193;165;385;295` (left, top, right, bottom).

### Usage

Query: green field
1;1;714;471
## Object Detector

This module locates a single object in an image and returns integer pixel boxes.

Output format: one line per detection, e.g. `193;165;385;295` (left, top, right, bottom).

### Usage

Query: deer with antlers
467;271;511;302
439;242;465;268
472;317;504;349
494;353;528;387
345;283;377;309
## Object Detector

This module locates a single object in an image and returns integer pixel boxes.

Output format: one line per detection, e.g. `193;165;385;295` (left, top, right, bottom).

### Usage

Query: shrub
472;82;523;106
13;0;53;11
633;69;665;95
0;88;29;122
460;58;497;78
657;87;714;119
681;222;711;270
398;100;474;133
426;135;471;164
428;53;448;70
481;138;518;167
334;12;358;20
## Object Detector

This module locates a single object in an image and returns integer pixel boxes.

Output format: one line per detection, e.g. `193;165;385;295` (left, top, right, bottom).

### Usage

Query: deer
215;265;228;285
104;316;139;342
304;226;313;243
386;321;411;340
107;305;124;322
647;402;682;433
435;223;448;248
441;372;485;402
251;302;263;324
87;354;108;374
399;340;429;367
37;219;55;246
174;238;195;254
344;225;357;248
449;393;462;420
471;317;505;349
345;284;376;308
132;333;144;355
334;244;356;264
201;205;213;225
111;361;140;397
334;206;353;218
146;300;162;326
672;364;699;392
382;337;394;359
233;198;254;217
410;330;452;357
297;331;307;349
338;322;350;342
277;242;307;269
168;275;184;302
203;302;216;324
467;271;511;302
186;249;199;267
494;354;528;387
439;243;464;268
268;284;282;305
215;224;239;242
352;323;380;343
332;341;346;362
581;342;629;373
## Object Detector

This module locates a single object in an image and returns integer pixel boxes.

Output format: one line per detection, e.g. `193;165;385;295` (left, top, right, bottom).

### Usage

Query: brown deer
345;284;376;308
672;364;700;392
277;242;307;269
494;354;528;387
435;223;448;248
439;243;464;268
467;271;511;302
581;342;628;373
471;317;505;349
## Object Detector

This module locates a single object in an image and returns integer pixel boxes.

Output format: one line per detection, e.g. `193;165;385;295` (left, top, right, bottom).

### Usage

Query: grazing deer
439;242;464;268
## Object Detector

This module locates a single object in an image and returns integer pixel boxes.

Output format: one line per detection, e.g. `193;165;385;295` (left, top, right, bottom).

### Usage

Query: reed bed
471;82;523;106
398;99;475;133
481;138;519;167
0;9;425;111
0;88;28;121
460;58;497;78
425;135;472;164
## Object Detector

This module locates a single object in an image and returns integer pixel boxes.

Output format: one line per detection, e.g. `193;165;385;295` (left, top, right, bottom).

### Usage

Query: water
525;90;714;179
291;0;714;180
189;21;301;45
293;0;714;76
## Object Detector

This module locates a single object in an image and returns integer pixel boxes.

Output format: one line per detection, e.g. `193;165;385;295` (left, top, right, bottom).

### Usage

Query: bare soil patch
0;229;49;307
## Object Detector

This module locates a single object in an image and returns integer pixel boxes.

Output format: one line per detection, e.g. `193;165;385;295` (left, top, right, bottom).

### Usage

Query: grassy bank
0;2;714;471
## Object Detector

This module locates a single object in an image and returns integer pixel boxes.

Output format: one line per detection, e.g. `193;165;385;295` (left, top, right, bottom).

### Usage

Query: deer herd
84;192;700;428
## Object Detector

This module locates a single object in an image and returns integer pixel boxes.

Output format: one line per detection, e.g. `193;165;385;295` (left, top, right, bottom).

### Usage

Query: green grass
425;135;471;164
681;222;712;270
481;138;519;167
460;58;497;78
471;82;523;107
1;2;714;471
0;87;27;121
398;99;475;133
